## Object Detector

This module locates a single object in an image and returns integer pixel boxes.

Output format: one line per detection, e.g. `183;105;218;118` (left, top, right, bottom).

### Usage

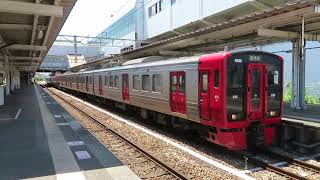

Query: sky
60;0;135;36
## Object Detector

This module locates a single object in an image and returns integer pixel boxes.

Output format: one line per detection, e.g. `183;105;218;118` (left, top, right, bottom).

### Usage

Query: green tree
33;75;45;82
283;82;293;102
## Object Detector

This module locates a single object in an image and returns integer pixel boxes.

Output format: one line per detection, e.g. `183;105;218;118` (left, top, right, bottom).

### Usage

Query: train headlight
228;113;243;121
270;111;276;116
231;114;238;120
267;111;277;117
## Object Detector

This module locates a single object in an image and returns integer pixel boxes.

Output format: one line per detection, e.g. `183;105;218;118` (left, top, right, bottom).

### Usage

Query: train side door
98;75;103;95
76;76;79;89
199;70;210;121
170;71;186;114
85;76;89;92
122;74;129;101
247;64;267;120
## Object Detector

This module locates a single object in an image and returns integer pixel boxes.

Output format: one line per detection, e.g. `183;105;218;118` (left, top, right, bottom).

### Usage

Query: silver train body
58;56;201;123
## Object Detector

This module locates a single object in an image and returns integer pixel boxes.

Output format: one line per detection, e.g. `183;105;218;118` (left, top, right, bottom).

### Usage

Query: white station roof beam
258;28;320;41
0;0;76;72
2;45;47;51
0;0;63;17
0;56;42;61
0;24;46;31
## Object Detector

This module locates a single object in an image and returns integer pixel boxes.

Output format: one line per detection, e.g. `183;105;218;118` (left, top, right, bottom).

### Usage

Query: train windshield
227;52;283;121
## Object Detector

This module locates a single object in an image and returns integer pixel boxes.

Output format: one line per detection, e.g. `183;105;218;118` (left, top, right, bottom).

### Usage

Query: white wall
201;0;250;18
144;0;172;39
171;0;201;29
145;0;253;38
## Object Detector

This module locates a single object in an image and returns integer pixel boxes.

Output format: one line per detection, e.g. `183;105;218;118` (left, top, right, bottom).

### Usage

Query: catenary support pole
291;16;307;110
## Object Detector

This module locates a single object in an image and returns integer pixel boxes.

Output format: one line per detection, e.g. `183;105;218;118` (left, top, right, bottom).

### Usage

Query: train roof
65;55;201;75
58;51;281;76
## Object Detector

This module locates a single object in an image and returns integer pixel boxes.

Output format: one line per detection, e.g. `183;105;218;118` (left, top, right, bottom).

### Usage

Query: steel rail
43;85;318;180
45;87;189;180
263;149;320;173
238;151;308;180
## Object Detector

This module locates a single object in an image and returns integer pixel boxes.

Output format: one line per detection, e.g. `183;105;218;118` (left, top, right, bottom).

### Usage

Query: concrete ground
0;84;139;180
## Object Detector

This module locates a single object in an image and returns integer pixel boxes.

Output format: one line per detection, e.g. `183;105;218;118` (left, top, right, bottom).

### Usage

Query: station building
95;0;299;56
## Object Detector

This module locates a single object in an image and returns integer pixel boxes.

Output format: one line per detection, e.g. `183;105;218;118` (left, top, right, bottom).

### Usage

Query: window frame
170;75;177;93
104;76;108;87
133;75;140;91
142;74;150;92
114;75;119;89
109;75;114;88
201;72;208;93
152;74;162;93
179;73;185;93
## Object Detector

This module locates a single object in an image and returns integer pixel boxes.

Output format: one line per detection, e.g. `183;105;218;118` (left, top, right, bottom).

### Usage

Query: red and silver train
53;51;283;150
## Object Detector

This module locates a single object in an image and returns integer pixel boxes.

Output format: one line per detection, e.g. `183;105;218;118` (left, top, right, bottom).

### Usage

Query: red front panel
170;71;186;114
122;74;129;101
199;53;226;123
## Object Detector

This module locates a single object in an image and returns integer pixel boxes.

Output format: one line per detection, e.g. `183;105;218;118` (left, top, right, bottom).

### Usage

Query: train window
179;74;185;93
202;73;208;93
142;75;150;91
109;76;114;87
133;75;140;90
267;62;282;117
214;70;220;88
104;76;108;86
228;64;244;88
268;70;279;85
170;75;177;92
227;59;245;121
114;76;119;88
152;74;162;93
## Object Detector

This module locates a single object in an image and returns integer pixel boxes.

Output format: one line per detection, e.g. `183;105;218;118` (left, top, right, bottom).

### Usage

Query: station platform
283;104;320;128
0;84;139;180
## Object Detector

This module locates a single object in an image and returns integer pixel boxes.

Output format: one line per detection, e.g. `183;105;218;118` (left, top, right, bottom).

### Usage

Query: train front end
220;51;283;150
201;51;283;150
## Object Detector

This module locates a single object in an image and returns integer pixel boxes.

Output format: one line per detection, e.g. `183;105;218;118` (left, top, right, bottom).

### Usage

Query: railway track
44;85;320;179
237;149;320;179
45;87;189;180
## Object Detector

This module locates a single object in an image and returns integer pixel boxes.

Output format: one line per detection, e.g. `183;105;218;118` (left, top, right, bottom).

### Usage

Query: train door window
251;68;261;109
133;75;140;90
142;75;150;91
114;75;119;88
104;76;108;87
109;76;114;87
152;74;162;93
179;73;185;93
202;73;208;93
170;75;177;92
214;70;220;88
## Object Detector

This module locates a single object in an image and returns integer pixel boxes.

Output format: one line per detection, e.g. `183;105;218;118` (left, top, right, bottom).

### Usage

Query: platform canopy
0;0;76;72
69;0;320;71
122;0;320;59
